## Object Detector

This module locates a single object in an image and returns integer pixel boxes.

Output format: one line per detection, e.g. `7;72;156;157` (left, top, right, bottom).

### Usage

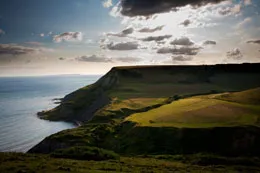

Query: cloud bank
0;44;44;55
157;46;201;55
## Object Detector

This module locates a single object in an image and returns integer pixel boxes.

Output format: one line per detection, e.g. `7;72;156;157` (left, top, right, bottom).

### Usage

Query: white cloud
109;2;121;17
244;0;252;6
53;32;83;43
0;29;5;35
218;4;241;16
236;17;252;29
40;33;45;37
102;0;113;8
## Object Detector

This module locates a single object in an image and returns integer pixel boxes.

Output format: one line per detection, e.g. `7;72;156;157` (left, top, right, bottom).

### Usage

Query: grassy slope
19;64;260;171
126;88;260;128
39;63;260;122
29;87;260;157
1;153;260;173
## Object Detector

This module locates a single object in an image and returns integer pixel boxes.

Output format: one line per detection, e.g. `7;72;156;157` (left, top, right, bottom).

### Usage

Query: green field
126;88;260;128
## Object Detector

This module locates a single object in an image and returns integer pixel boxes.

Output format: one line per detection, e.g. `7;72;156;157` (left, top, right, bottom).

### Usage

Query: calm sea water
0;75;101;152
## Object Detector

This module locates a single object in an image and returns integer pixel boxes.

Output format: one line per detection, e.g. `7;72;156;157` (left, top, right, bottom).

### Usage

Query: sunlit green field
126;88;260;128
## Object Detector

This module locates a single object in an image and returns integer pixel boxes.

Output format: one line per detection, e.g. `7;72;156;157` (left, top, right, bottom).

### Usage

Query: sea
0;75;101;152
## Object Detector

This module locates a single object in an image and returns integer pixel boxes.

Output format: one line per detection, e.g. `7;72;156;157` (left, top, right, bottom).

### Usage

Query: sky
0;0;259;76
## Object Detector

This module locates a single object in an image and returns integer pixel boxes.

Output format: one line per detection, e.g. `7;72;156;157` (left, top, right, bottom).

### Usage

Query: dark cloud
120;0;227;16
141;35;172;42
53;32;83;43
76;55;112;63
180;19;192;27
138;25;164;33
103;41;139;50
157;46;201;55
203;40;217;45
172;55;193;61
226;48;243;60
0;44;38;55
170;37;194;46
247;39;260;44
122;28;134;35
107;27;134;37
115;57;142;63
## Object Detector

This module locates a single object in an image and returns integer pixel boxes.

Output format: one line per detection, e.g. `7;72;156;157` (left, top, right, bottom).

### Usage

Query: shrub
51;146;119;161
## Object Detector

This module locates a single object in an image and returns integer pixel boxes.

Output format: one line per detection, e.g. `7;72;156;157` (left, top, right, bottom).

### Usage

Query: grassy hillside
38;63;260;123
215;87;260;105
1;153;260;173
24;63;260;171
126;88;260;128
29;87;260;156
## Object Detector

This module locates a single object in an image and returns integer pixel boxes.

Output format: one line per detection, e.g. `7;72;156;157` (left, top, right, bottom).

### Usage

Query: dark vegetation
51;146;119;161
2;152;260;173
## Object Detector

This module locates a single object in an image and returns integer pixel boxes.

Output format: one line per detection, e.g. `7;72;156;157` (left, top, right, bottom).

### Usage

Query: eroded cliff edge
37;63;260;124
30;63;260;156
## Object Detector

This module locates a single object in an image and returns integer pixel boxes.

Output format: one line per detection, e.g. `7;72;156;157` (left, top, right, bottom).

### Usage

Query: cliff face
30;63;260;156
37;68;119;123
29;123;260;156
38;63;260;123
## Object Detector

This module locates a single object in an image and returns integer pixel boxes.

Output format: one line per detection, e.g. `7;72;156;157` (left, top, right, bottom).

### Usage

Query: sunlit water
0;75;101;152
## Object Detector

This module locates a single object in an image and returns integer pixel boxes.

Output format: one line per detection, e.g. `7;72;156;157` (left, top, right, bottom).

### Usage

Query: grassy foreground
1;152;260;173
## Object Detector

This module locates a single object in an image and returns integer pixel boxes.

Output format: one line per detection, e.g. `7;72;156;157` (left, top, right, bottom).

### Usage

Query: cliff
29;63;260;156
38;63;260;123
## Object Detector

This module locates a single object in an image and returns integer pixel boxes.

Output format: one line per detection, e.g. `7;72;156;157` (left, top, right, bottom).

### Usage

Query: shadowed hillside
38;63;260;123
29;63;260;158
